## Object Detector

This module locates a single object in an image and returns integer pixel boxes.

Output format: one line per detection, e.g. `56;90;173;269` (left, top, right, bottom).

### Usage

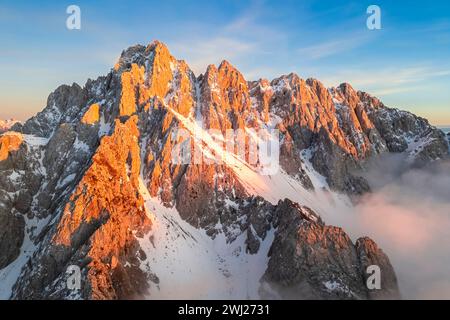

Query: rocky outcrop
260;199;400;300
363;105;448;165
0;132;24;162
0;132;46;269
81;103;100;125
12;83;88;138
0;133;26;269
355;237;400;300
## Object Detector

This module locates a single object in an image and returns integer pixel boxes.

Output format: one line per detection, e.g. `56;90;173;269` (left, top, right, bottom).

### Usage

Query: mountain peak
146;40;170;53
218;59;236;71
114;40;174;73
338;82;357;95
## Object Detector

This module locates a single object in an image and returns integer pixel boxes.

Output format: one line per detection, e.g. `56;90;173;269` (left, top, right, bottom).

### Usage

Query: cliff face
0;40;446;300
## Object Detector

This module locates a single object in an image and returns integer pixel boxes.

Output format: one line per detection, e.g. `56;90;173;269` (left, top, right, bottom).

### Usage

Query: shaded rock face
0;212;24;270
12;84;88;138
0;40;446;300
261;200;400;300
355;237;400;300
0;133;44;269
444;132;450;152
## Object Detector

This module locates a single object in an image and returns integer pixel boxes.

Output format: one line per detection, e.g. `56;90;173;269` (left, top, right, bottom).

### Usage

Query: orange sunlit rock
81;103;100;125
119;64;145;117
0;132;24;161
52;115;151;299
146;41;175;99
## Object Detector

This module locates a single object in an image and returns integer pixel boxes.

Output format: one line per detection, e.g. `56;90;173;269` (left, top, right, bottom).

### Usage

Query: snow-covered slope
138;179;276;299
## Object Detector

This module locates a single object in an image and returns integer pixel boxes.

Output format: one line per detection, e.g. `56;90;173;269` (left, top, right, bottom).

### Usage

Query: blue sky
1;0;450;125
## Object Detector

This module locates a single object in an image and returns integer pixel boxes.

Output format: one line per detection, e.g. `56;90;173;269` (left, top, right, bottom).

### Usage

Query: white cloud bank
326;156;450;299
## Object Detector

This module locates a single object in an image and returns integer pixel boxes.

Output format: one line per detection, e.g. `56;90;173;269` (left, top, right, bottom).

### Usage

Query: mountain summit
0;40;448;300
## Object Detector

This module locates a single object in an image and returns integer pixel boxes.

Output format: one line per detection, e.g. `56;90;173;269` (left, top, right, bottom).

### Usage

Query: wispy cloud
372;86;422;96
169;4;287;76
297;33;371;60
320;64;450;94
171;37;258;75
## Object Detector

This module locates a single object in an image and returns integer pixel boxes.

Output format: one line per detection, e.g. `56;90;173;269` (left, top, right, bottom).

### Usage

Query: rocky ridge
0;119;20;133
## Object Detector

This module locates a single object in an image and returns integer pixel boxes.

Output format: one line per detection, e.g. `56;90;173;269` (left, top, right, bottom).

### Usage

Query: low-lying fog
327;155;450;299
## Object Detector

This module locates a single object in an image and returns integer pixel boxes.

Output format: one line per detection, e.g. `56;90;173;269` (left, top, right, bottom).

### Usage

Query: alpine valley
0;41;448;300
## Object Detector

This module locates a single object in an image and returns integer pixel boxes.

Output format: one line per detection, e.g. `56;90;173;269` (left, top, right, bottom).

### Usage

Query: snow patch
57;174;76;189
138;179;275;299
73;138;90;153
23;134;49;147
